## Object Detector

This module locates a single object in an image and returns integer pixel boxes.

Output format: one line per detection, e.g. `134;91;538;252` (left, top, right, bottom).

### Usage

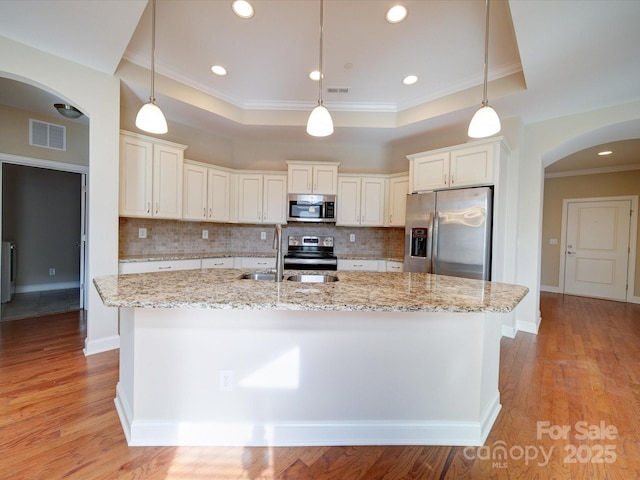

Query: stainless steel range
284;235;338;271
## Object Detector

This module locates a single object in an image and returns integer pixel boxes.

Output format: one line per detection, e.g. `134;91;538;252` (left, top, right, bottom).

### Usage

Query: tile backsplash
120;218;404;258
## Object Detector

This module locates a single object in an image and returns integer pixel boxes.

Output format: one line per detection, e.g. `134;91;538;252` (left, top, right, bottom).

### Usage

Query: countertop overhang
94;268;528;314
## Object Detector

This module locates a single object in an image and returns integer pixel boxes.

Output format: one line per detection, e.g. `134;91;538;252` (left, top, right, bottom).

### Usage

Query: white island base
115;307;503;447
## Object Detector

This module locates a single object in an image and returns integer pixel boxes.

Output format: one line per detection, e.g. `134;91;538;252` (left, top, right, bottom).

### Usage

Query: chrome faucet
273;224;283;282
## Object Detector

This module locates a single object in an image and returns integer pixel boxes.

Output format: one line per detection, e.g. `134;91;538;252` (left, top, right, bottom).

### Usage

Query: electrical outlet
138;227;147;239
219;370;233;392
260;231;266;240
349;233;356;242
202;229;209;239
49;268;56;276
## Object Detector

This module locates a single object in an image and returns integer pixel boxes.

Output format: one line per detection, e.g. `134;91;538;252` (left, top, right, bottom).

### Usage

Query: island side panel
115;307;502;447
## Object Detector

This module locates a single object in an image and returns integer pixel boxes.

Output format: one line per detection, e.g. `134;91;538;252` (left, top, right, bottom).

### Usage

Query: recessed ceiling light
309;70;323;81
386;5;408;24
232;0;254;19
402;75;418;85
211;65;228;76
597;150;613;156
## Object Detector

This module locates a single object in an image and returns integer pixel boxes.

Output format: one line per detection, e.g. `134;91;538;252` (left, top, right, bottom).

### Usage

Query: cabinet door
313;165;338;194
119;135;153;217
336;177;360;225
449;144;494;187
183;164;207;221
287;164;313;194
237;174;264;223
411;153;449;192
153;144;183;219
360;177;385;226
387;175;409;226
208;168;231;222
262;174;287;224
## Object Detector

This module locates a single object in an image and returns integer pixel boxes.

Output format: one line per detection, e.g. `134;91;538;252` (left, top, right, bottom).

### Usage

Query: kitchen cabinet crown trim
405;136;510;161
120;130;188;151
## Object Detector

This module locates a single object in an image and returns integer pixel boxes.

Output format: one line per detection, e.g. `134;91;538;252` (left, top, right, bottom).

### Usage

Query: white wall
1;36;120;355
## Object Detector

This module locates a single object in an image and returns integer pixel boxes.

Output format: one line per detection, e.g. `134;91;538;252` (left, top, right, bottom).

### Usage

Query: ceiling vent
327;87;350;94
29;119;66;151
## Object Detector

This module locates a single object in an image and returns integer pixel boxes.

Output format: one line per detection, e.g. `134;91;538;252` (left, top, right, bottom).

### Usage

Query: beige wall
541;170;640;297
0;104;89;165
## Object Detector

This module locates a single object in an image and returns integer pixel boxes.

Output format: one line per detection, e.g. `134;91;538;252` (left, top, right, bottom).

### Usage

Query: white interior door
564;200;631;301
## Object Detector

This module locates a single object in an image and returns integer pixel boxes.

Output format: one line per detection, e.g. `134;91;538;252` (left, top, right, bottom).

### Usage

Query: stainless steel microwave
287;194;336;223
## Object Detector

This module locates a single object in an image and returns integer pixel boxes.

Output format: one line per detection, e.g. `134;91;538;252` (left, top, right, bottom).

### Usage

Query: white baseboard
501;325;516;338
16;281;80;294
83;334;120;356
540;285;562;293
115;385;500;447
629;295;640;305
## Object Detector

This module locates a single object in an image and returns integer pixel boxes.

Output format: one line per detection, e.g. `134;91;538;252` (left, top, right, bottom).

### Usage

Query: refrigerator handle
431;212;438;274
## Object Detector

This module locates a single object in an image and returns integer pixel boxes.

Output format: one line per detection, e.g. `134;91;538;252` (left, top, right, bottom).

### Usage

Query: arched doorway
2;36;122;355
540;121;640;303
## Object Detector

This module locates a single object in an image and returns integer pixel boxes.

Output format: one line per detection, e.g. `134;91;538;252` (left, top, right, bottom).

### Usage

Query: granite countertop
94;268;528;314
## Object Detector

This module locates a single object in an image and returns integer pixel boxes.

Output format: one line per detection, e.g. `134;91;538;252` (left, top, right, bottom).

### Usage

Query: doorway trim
559;195;638;302
0;152;89;310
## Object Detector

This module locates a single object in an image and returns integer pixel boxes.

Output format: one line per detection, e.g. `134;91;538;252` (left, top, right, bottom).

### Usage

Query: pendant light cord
481;0;490;107
150;0;157;103
318;0;324;105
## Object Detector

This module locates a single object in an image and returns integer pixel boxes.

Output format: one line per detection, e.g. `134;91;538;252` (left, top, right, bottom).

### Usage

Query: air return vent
327;87;350;94
29;119;66;151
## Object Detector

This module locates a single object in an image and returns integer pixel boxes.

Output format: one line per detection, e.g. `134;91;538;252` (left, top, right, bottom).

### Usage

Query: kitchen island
94;268;527;447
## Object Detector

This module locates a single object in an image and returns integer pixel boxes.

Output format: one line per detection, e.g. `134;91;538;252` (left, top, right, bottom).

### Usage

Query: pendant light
136;0;168;135
306;0;333;137
468;0;500;138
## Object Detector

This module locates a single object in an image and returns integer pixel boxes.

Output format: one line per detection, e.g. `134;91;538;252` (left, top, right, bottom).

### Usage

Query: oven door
284;254;338;271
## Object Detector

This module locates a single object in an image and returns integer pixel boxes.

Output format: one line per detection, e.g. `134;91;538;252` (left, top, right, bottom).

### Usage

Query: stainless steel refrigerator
404;187;493;280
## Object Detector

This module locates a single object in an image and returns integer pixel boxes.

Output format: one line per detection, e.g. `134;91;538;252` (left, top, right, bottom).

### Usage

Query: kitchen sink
239;271;280;281
286;274;339;283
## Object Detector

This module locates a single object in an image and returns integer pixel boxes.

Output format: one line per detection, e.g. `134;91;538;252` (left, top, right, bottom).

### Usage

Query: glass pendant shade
468;0;500;139
468;104;500;138
307;103;334;137
136;100;168;134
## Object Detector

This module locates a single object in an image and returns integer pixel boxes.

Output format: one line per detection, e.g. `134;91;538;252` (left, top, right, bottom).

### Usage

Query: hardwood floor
1;293;639;479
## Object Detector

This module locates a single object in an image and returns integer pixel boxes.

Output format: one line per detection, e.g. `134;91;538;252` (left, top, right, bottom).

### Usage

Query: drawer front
201;257;234;269
119;259;201;274
337;259;380;272
238;257;275;270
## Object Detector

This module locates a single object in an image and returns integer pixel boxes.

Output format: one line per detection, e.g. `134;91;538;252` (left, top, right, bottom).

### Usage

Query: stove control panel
288;236;334;248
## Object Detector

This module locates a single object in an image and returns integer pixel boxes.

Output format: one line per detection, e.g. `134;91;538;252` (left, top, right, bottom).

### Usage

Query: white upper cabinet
337;175;386;226
237;173;287;224
183;161;231;222
119;132;186;219
386;174;409;227
286;161;339;194
407;140;495;193
182;163;208;220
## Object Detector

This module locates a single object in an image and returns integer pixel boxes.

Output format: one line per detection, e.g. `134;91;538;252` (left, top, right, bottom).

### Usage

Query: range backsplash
120;218;405;258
